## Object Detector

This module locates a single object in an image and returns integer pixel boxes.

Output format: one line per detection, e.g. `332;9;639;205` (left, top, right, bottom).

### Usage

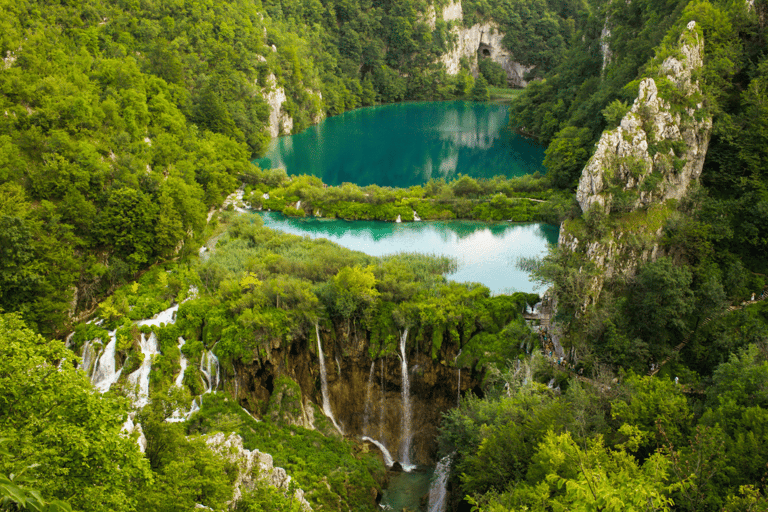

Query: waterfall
316;324;343;434
127;331;160;407
80;338;97;375
457;368;461;406
363;362;375;436
200;346;220;394
91;331;123;393
174;337;187;388
427;455;452;512
399;328;414;470
362;436;394;468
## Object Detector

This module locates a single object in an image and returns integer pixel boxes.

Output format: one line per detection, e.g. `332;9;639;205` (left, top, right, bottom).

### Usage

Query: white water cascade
457;368;461;406
316;324;344;434
427;455;452;512
362;436;395;468
127;331;160;408
363;362;375;436
200;345;220;394
91;331;123;393
399;328;414;470
174;337;187;388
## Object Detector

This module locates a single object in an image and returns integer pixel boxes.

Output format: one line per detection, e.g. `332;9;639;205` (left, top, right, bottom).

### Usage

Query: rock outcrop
577;21;711;215
561;21;712;308
205;432;312;510
437;1;534;87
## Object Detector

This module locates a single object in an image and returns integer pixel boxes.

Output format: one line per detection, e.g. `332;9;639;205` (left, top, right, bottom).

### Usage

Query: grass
489;87;526;102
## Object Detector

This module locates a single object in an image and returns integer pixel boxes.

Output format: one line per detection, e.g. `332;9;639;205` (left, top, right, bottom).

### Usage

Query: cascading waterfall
127;331;160;408
200;345;220;394
316;324;344;434
362;436;394;468
427;455;452;512
126;304;181;407
399;328;414;470
174;337;187;388
363;362;375;436
91;331;123;393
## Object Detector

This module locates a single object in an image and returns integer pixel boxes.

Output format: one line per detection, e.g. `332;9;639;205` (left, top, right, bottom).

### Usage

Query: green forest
2;0;768;509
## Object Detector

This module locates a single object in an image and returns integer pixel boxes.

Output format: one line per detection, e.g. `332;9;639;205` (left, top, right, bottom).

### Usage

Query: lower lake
257;212;558;294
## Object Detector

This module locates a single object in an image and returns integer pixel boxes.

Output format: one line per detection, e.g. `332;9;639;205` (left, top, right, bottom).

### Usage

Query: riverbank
237;168;575;224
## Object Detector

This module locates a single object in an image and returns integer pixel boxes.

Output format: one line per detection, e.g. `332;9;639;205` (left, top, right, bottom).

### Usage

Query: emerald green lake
257;101;545;187
257;212;558;294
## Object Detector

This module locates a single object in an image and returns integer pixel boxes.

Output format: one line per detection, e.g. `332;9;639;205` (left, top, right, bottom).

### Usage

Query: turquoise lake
257;101;545;187
257;212;558;294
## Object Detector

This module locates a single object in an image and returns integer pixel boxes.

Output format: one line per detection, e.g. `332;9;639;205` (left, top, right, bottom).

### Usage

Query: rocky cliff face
561;21;712;308
437;0;534;87
206;432;313;510
577;21;711;215
230;325;478;466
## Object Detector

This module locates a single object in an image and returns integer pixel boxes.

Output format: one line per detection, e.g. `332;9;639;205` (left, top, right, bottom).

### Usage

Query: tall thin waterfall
175;337;187;388
427;455;452;512
362;436;394;468
316;324;343;434
363;362;375;436
457;368;461;406
399;328;413;470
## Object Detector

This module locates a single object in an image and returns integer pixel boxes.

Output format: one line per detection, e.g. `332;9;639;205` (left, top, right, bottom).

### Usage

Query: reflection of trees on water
265;213;555;245
255;102;545;188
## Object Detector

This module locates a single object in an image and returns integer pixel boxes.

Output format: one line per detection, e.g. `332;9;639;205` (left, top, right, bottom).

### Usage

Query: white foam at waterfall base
316;324;344;434
362;436;394;468
399;328;414;471
427;455;452;512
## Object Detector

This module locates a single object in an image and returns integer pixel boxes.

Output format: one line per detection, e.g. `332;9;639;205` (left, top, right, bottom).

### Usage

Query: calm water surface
257;101;545;187
257;212;558;294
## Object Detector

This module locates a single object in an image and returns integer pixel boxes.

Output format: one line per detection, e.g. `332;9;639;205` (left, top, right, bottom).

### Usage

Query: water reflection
256;212;558;294
257;101;545;188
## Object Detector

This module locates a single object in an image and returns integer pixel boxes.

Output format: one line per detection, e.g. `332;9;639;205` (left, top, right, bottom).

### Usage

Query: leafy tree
543;126;592;189
0;313;151;511
470;74;490;102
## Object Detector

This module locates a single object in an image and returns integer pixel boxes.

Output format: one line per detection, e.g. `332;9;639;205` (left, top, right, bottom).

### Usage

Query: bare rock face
260;73;294;138
577;21;711;215
205;432;312;511
438;1;534;87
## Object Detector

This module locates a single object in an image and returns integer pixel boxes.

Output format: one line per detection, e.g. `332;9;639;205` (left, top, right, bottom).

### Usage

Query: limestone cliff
560;21;712;307
206;432;312;510
437;0;534;87
229;325;479;466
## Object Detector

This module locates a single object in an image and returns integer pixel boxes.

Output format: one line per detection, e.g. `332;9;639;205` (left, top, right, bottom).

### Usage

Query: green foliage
602;99;631;128
543;126;593;189
479;59;507;87
187;394;385;511
0;313;151;511
470;75;491;102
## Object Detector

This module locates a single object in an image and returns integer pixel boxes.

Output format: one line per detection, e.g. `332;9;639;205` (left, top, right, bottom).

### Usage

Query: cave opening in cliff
478;43;492;58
